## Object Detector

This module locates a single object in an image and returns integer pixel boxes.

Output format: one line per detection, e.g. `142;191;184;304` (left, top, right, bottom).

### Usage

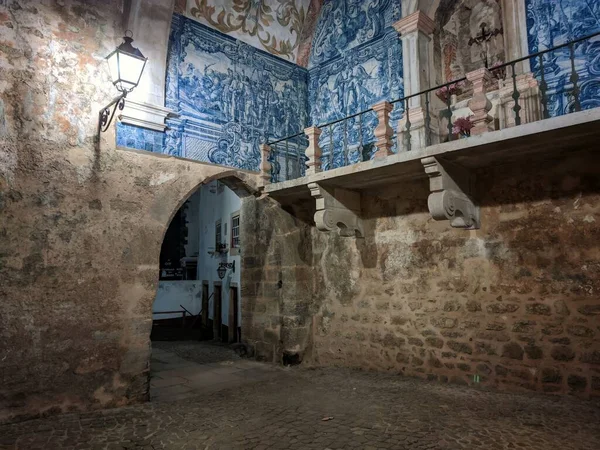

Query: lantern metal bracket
98;91;128;134
217;260;235;280
219;261;235;272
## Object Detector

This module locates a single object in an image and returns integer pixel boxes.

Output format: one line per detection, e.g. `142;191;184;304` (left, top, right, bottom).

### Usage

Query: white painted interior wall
151;181;242;327
197;181;242;327
152;281;202;320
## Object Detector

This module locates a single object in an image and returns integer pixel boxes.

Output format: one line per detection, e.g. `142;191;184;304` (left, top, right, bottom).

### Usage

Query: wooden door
213;284;222;340
228;287;239;343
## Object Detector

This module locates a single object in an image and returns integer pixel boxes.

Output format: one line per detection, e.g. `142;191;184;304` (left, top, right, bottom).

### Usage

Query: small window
215;220;222;249
231;214;240;249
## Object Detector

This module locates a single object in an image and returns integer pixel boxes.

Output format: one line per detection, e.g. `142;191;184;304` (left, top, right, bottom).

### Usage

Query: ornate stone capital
304;126;322;175
393;11;436;36
372;101;394;158
308;182;363;238
421;157;480;230
259;144;271;185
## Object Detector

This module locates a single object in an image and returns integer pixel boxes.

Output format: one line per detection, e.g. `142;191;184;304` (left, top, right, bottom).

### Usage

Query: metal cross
468;22;503;68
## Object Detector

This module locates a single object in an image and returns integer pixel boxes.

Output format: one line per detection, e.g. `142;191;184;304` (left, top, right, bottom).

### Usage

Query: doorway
213;283;223;341
151;179;246;401
229;285;240;343
202;281;212;339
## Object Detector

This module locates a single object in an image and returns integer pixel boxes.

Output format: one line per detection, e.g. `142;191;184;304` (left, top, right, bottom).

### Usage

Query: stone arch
111;150;264;402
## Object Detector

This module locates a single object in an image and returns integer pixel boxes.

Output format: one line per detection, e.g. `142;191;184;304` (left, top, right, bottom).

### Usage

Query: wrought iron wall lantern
217;261;235;280
99;31;147;133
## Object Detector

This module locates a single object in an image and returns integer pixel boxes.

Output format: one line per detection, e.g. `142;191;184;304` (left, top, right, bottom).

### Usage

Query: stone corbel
308;183;363;238
421;157;480;230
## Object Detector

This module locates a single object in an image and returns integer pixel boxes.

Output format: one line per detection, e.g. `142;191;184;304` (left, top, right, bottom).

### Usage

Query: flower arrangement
452;116;474;138
435;80;466;103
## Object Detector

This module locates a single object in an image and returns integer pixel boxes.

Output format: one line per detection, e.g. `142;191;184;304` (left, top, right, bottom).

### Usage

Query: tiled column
372;101;394;158
466;68;494;135
393;11;438;150
304;126;322;175
259;144;272;185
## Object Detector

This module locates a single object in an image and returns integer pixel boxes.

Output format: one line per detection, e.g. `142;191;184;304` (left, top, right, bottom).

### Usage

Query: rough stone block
551;346;576;362
447;341;472;355
568;375;587;392
486;303;520;314
502;342;524;360
542;368;562;384
581;351;600;365
526;303;552;316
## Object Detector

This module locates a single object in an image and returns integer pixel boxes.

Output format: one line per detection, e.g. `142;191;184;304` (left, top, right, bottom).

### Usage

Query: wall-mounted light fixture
98;31;147;133
217;261;235;280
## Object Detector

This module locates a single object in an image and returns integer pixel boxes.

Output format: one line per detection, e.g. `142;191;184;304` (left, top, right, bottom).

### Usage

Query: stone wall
241;197;317;363
309;152;600;397
0;0;261;423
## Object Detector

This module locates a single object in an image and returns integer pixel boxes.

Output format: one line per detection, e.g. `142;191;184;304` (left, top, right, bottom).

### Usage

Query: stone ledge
265;108;600;229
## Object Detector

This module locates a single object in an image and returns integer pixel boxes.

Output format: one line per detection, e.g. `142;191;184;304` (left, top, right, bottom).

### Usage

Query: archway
147;172;280;402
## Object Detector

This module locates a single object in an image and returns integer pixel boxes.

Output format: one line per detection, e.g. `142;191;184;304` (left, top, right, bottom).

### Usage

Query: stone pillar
466;68;494;135
372;101;394;158
259;144;272;185
304;126;322;175
393;11;438;150
501;0;531;74
118;0;176;131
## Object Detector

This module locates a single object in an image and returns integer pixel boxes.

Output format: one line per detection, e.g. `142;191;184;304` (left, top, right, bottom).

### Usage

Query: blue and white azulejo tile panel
526;0;600;116
164;14;309;171
116;122;164;153
308;0;403;169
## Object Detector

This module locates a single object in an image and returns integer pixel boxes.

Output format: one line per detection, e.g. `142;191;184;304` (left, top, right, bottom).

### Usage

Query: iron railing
267;30;600;183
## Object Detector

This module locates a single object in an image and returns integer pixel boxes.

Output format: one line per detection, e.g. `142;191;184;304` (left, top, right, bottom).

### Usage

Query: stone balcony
263;108;600;236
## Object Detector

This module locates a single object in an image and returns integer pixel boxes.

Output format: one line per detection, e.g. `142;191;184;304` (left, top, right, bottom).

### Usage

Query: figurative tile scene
115;0;600;172
164;14;308;171
526;0;600;115
308;0;403;169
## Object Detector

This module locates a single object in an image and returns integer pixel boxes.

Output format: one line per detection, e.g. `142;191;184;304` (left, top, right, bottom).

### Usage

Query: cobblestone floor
1;342;600;450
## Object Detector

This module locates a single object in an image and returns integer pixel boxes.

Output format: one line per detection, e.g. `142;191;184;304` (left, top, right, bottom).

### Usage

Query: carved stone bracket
308;182;363;238
421;157;480;230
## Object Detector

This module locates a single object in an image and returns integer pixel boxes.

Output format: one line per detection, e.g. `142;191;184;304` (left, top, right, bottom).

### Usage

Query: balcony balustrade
260;31;600;235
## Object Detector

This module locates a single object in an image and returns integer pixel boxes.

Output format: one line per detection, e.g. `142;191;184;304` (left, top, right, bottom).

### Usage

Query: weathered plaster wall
0;0;262;423
310;152;600;397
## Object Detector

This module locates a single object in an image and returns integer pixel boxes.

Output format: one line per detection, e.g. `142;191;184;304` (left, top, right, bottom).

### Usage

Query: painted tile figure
308;0;403;169
309;0;402;68
164;15;308;171
526;0;600;116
